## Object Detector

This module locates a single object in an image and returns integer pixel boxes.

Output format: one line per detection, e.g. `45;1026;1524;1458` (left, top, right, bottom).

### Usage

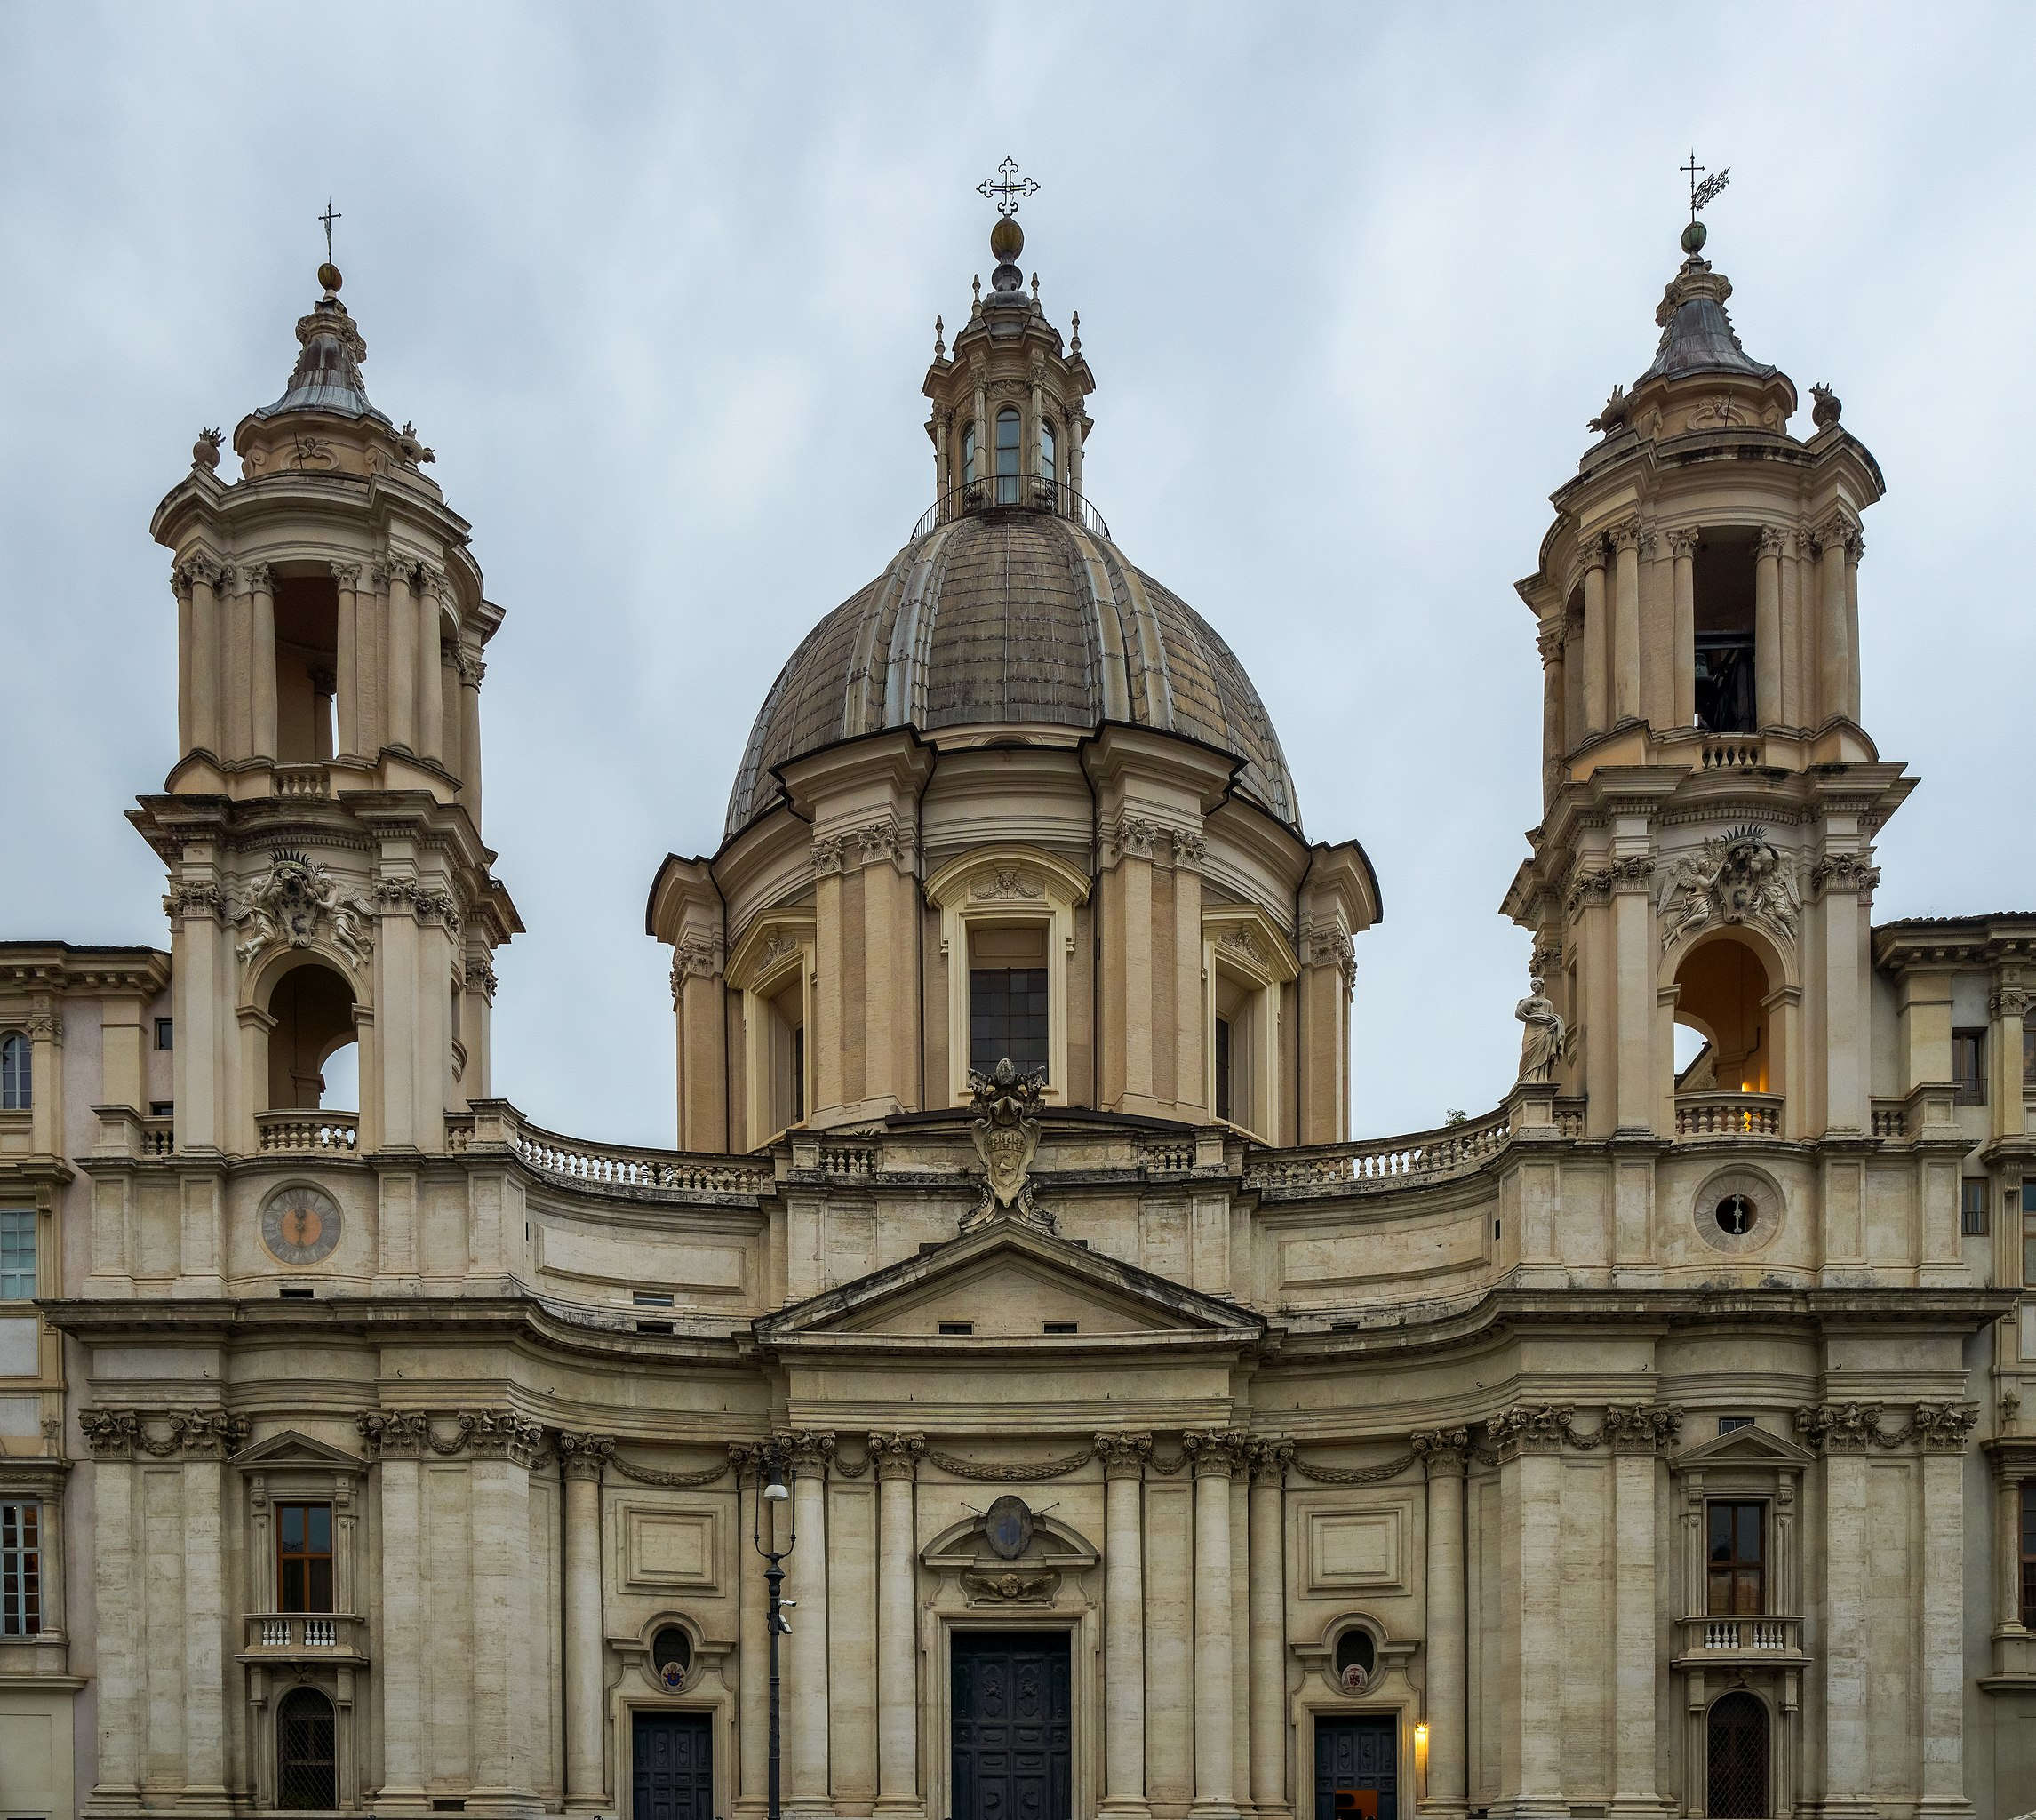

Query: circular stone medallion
1693;1167;1783;1257
261;1183;342;1266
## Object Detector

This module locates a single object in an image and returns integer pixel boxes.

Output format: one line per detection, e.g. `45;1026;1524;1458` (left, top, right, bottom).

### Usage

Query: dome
724;507;1300;838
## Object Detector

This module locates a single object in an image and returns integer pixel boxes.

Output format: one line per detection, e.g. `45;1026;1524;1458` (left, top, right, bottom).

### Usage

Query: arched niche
1664;922;1798;1132
249;951;363;1113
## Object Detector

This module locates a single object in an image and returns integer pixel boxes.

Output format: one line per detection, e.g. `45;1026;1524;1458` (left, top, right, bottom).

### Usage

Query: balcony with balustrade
238;1610;369;1665
1672;1614;1808;1670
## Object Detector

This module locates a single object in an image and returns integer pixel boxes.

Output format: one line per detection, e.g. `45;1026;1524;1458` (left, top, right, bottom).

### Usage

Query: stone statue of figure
1514;977;1566;1082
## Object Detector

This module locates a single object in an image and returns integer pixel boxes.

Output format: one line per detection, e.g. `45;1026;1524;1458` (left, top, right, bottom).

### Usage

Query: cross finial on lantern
1681;150;1729;222
318;199;343;263
977;157;1040;220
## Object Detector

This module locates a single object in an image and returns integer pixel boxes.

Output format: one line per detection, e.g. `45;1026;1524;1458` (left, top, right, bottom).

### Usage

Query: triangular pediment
1671;1422;1816;1470
755;1217;1263;1348
230;1428;367;1472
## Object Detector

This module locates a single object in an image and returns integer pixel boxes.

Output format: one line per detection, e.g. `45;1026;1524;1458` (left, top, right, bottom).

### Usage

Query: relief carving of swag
1794;1400;1977;1453
79;1407;251;1459
354;1409;545;1464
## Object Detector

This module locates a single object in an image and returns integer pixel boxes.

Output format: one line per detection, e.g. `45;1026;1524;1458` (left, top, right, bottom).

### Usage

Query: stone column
1491;1408;1565;1816
363;557;392;755
387;557;419;752
457;648;486;822
1811;1409;1872;1815
363;1417;427;1810
182;1439;230;1800
84;1427;142;1807
785;1433;836;1817
1413;1430;1470;1820
871;1435;925;1817
1919;1414;1973;1814
223;563;254;758
1608;1409;1673;1815
1098;1433;1152;1820
1611;518;1642;724
1173;832;1208;1122
1667;529;1697;728
1248;1441;1292;1816
1816;524;1851;727
333;562;363;757
468;1417;542;1811
1537;619;1566;808
733;1449;770;1820
1842;528;1864;723
188;557;224;756
1143;1456;1194;1811
1185;1431;1246;1820
1991;983;2030;1145
1755;528;1785;730
561;1433;614;1813
173;563;196;755
1102;816;1158;1112
1995;1456;2027;1641
417;569;447;764
251;562;278;760
1612;857;1657;1133
1580;538;1609;736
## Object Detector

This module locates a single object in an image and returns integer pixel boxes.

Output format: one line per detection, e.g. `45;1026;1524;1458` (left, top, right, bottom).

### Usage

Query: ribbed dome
725;509;1299;838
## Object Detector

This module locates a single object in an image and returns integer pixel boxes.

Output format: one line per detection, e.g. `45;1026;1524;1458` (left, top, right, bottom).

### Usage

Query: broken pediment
753;1216;1263;1349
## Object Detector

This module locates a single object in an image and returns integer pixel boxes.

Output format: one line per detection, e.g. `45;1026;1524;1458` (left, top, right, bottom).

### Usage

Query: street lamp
751;1448;796;1820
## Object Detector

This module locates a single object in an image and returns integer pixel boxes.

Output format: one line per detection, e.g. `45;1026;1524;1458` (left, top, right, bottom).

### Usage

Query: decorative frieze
354;1409;544;1465
1793;1401;1978;1453
78;1407;249;1459
970;866;1045;901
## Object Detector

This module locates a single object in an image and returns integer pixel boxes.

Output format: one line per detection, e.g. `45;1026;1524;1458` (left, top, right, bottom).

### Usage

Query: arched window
1040;418;1057;491
1333;1624;1377;1690
0;1034;28;1111
266;963;357;1112
1706;1689;1769;1817
275;1686;337;1810
651;1624;692;1689
994;408;1021;505
961;420;977;489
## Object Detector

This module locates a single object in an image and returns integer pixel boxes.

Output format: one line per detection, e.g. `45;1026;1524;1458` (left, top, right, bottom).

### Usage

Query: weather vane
977;157;1040;219
319;199;343;263
1681;150;1729;221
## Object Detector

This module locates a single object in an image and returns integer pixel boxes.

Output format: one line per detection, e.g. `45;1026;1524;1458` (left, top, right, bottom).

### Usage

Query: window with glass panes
0;1032;28;1110
0;1209;34;1300
1952;1029;1985;1103
1961;1178;1991;1236
2023;1483;2036;1628
1;1502;40;1636
276;1502;334;1613
2024;1182;2036;1289
994;408;1021;503
970;966;1049;1078
1707;1501;1765;1614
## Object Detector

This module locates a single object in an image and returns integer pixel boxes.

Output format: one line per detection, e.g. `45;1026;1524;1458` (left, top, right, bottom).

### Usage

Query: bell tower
1504;188;1912;1153
134;254;520;1168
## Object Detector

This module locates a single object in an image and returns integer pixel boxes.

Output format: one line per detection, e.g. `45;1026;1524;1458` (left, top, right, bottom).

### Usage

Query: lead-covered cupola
651;177;1380;1157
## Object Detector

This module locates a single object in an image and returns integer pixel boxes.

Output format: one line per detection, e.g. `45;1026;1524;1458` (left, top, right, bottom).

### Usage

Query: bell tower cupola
136;248;521;1173
921;160;1096;524
1504;170;1912;1153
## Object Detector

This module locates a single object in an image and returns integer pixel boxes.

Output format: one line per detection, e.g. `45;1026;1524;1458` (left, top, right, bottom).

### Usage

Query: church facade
2;195;2034;1820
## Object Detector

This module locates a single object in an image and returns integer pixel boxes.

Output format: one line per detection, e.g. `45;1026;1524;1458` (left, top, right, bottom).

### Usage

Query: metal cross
977;157;1040;219
1682;151;1729;220
319;199;342;262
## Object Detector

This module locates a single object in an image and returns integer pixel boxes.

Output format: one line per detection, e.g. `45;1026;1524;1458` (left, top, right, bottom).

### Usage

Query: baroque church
2;177;2033;1820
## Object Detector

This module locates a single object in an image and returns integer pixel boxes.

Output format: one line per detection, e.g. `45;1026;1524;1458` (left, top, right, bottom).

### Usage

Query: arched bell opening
1670;931;1788;1138
266;960;360;1113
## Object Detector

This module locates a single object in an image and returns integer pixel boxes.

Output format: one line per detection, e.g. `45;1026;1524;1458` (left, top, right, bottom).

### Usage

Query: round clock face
261;1184;342;1266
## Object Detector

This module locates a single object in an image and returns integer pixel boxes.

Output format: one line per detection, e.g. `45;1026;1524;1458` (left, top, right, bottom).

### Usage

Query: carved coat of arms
1656;826;1800;954
962;1057;1053;1233
225;853;375;971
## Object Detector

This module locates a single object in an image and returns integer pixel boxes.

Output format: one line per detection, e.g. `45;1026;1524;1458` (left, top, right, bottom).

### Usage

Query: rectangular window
149;1101;174;1118
1952;1028;1985;1104
1;1502;41;1636
970;966;1050;1078
1718;1416;1753;1436
2024;1182;2036;1289
2023;1483;2036;1629
1042;1321;1077;1335
155;1017;174;1050
2026;1024;2036;1091
938;1321;973;1336
791;1024;806;1123
1961;1178;1991;1236
0;1210;33;1301
1706;1500;1765;1615
276;1502;334;1614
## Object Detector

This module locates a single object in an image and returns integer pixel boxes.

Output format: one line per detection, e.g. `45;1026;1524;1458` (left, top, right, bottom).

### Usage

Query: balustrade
1247;1106;1513;1195
255;1109;360;1153
1675;1615;1803;1659
272;762;332;799
241;1611;367;1660
1673;1092;1784;1138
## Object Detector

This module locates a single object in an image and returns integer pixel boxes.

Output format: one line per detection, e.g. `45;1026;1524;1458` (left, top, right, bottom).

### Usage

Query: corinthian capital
1182;1428;1251;1477
867;1433;927;1480
1094;1431;1154;1478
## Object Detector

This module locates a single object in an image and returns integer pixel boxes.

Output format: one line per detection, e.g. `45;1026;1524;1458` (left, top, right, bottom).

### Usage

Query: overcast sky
5;4;2032;1147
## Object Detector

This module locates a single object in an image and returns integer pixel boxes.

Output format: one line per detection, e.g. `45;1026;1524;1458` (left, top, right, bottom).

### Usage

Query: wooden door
1313;1716;1397;1820
950;1630;1072;1820
633;1711;714;1820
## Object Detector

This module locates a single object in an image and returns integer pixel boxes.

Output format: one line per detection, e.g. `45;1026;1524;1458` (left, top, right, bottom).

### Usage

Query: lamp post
750;1447;796;1820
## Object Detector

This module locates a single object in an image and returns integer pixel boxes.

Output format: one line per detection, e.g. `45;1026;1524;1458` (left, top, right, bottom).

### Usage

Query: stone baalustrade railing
255;1109;360;1154
243;1611;368;1661
1673;1092;1784;1138
1674;1615;1805;1660
455;1103;776;1198
1245;1105;1524;1197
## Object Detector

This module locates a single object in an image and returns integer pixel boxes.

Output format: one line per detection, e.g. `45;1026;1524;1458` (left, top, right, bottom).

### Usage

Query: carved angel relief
226;853;375;971
1656;826;1800;954
962;1057;1053;1234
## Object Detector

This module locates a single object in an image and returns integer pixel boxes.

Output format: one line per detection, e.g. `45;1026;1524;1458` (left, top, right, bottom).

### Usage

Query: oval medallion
261;1183;342;1266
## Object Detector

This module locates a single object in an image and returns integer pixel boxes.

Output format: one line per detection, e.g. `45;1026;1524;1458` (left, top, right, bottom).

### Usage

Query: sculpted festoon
0;172;2032;1820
